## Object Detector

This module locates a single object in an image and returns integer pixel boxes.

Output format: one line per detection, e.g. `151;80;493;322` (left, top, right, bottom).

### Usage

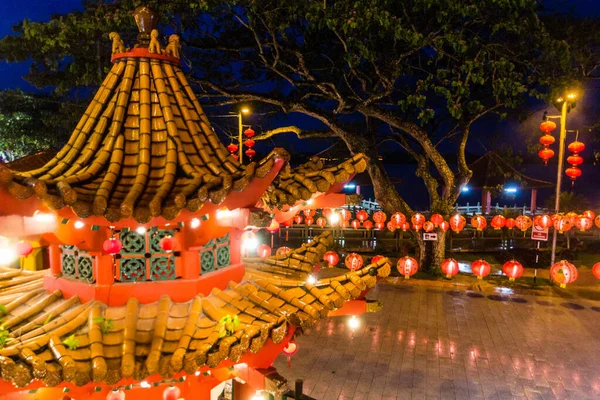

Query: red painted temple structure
0;6;390;400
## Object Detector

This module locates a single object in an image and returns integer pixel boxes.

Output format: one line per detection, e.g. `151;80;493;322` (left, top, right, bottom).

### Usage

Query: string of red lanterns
244;128;256;160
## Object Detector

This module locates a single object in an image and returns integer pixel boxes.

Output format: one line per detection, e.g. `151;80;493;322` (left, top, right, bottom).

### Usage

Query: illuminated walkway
274;283;600;399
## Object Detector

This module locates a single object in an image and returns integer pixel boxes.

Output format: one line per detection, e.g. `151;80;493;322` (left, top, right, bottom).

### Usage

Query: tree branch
254;126;336;140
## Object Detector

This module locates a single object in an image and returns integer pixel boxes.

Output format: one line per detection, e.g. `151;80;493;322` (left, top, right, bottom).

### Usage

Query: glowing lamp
449;214;466;233
535;214;553;229
340;209;352;221
567;154;583;166
266;219;280;233
106;388;126;400
316;217;327;228
371;255;385;264
565;166;582;181
241;231;258;252
386;221;397;232
340;220;349;229
0;247;17;266
303;209;316;217
515;215;532;232
539;134;555;146
322;208;332;219
595;215;600;229
245;148;256;158
257;244;272;258
502;260;523;281
592;262;600;280
227;143;238;153
540;120;556;132
74;221;85;229
328;212;341;226
397;256;418;279
244;138;255;148
15;241;33;257
373;211;387;224
375;221;385;230
505;218;516;229
554;217;572;234
471;259;491;279
430;214;444;227
305;216;314;226
567;141;585;153
550;260;578;288
490;215;506;230
294;215;303;225
439;221;450;232
159;235;177;252
391;212;406;225
400;222;411;231
413;223;423;232
423;221;435;233
163;385;181;400
190;218;201;229
565;212;578;224
538;148;554;165
345;253;364;271
351;219;361;229
575;216;593;232
471;215;487;231
282;341;298;356
348;315;360;330
411;213;425;226
356;210;369;222
323;251;339;267
102;238;122;255
276;246;292;256
363;220;374;230
441;258;459;278
583;210;595;220
243;128;255;137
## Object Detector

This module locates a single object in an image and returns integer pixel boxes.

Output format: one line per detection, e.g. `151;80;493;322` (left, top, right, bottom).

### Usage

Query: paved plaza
274;283;600;400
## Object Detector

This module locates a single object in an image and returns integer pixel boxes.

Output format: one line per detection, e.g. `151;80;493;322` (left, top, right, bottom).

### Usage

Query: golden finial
133;6;159;47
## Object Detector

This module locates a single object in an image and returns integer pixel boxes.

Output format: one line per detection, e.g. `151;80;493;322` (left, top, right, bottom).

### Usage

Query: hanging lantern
539;134;555;146
400;221;411;232
471;259;491;279
592;262;600;280
243;128;255;137
538;148;555;165
340;209;352;221
15;241;33;257
502;260;524;281
371;255;385;264
294;215;303;225
303;209;316;217
340;220;350;229
305;216;314;226
490;215;506;230
550;260;578;288
439;221;450;232
430;214;444;227
282;341;298;356
567;154;583;166
323;251;339;267
163;385;181;400
534;214;553;230
565;166;582;183
345;253;364;271
449;214;466;233
103;238;122;255
257;244;272;258
413;223;423;232
372;211;387;224
106;388;126;400
356;210;369;222
565;140;585;185
554;217;572;234
567;141;585;153
244;138;255;148
276;246;292;256
351;219;361;229
411;213;425;226
386;220;398;232
316;217;327;228
595;215;600;229
515;215;532;232
583;210;596;220
266;219;280;233
471;215;487;231
441;258;460;278
375;221;385;230
540;120;557;132
423;221;435;233
231;154;239;160
565;212;579;224
505;218;516;229
227;143;238;154
397;256;418;279
575;216;593;232
391;212;406;225
363;220;374;230
322;208;333;219
245;148;256;159
159;235;177;252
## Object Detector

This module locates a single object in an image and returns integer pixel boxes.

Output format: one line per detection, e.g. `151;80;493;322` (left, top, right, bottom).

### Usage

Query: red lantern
106;388;126;400
340;209;352;221
356;210;369;222
592;262;600;280
565;212;578;224
595;215;600;229
244;139;255;148
386;220;398;232
227;143;238;153
316;217;327;228
430;214;444;227
323;251;339;267
15;241;33;257
345;253;364;271
550;260;578;287
554;217;572;233
303;209;316;217
371;255;385;264
439;221;450;232
505;218;516;229
575;216;593;231
322;208;333;219
373;211;387;224
276;246;292;256
282;341;298;356
423;221;435;233
413;223;423;232
163;385;181;400
449;214;466;233
400;221;411;231
375;221;385;230
294;215;303;225
340;220;349;229
583;210;595;220
397;256;418;279
565;166;582;182
567;141;585;153
103;238;122;255
540;120;556;132
266;219;280;233
515;215;532;232
502;260;524;281
305;216;314;226
363;220;374;230
159;235;177;252
567;154;583;166
245;148;256;158
538;148;555;165
244;128;255;137
490;215;506;230
471;259;491;279
257;244;272;258
535;214;553;229
411;213;425;226
539;134;555;146
351;219;361;229
391;212;406;225
441;258;460;278
471;215;487;231
231;154;239;160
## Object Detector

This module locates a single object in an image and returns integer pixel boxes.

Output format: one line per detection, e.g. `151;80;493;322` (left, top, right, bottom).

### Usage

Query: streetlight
545;91;577;266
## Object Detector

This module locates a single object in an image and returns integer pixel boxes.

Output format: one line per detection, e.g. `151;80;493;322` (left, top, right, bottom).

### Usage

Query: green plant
0;304;6;316
0;325;11;349
218;315;240;338
63;334;79;350
92;316;114;334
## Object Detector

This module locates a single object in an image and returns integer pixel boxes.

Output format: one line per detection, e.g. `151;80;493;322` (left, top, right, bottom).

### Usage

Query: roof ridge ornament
133;5;159;47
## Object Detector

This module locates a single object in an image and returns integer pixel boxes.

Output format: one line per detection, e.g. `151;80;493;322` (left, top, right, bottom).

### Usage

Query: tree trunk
429;233;446;276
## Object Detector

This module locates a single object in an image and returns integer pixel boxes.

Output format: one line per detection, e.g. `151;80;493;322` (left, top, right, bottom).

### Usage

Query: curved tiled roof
0;234;391;388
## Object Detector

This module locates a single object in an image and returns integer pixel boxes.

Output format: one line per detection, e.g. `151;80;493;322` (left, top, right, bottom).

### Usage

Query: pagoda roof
0;232;391;388
468;151;554;189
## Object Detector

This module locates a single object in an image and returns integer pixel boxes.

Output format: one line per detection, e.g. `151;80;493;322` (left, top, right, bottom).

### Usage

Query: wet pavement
274;283;600;399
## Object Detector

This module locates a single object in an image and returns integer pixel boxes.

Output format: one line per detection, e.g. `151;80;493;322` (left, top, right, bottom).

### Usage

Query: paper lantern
276;246;292;256
257;244;272;258
322;208;332;219
363;220;374;230
400;221;411;231
554;217;572;234
345;253;364;271
411;213;426;226
515;215;532;232
441;258;460;278
340;209;352;221
303;209;316;217
323;251;339;267
565;212;579;224
281;219;292;227
373;211;387;224
294;215;303;224
575;216;593;232
413;223;423;232
538;148;555;165
592;262;600;280
103;238;122;255
163;385;181;400
159;235;177;252
550;260;578;288
471;259;491;279
540;120;556;132
282;341;298;356
439;221;450;232
266;219;280;233
539;134;555;146
449;214;466;233
15;241;33;257
371;255;385;264
502;260;523;281
565;166;582;182
471;215;487;231
595;215;600;229
356;210;369;222
386;221;398;232
305;216;314;226
490;215;506;230
244;138;255;148
397;256;418;279
245;148;256;158
227;143;238;153
423;221;435;233
316;217;327;228
391;212;406;225
339;220;350;229
375;221;385;230
430;214;444;227
351;219;361;229
583;210;595;220
505;218;516;229
567;154;583;166
106;388;126;400
534;214;553;229
243;128;255;137
567;141;585;153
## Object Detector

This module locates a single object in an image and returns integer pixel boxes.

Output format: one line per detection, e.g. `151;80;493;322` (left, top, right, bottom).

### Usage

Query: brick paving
274;283;600;400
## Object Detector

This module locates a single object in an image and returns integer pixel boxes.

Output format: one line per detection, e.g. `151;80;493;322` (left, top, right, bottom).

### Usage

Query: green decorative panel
62;254;76;277
199;233;230;275
216;247;230;268
120;231;146;254
150;229;175;253
150;256;176;280
201;251;215;273
120;258;146;282
78;256;94;281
